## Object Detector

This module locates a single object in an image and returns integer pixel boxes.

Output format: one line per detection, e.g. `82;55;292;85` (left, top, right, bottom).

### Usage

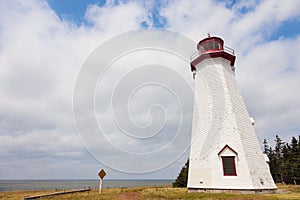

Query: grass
1;184;299;200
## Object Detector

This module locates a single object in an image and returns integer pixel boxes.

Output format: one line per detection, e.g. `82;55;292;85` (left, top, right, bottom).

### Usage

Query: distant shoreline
0;179;173;181
0;179;173;192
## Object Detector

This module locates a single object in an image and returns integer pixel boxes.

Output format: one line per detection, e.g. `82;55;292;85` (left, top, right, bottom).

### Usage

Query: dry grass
0;184;299;200
138;186;300;200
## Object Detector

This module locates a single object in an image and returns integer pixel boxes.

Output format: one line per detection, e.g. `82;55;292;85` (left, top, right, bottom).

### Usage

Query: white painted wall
188;57;277;190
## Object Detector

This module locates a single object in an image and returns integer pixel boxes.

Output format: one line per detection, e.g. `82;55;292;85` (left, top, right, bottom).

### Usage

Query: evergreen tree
274;135;285;183
282;143;292;183
264;134;300;184
173;159;189;187
268;146;277;181
263;139;269;154
290;137;300;184
298;136;300;184
297;136;300;184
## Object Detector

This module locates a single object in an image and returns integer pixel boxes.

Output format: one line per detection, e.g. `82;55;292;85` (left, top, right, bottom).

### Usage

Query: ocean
0;179;173;192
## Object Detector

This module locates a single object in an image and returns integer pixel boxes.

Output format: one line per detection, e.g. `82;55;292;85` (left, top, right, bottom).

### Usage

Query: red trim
218;144;238;156
221;156;237;176
190;51;236;71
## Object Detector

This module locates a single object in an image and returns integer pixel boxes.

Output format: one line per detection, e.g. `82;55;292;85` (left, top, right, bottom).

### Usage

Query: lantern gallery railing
190;46;235;61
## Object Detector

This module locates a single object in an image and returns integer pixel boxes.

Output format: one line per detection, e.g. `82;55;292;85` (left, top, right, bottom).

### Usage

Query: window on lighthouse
200;41;221;53
222;156;237;176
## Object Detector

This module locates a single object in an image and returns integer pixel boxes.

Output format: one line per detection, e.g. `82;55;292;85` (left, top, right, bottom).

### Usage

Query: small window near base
222;156;237;176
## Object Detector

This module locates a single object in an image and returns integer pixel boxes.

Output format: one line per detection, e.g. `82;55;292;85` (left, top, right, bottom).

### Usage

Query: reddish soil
119;192;144;200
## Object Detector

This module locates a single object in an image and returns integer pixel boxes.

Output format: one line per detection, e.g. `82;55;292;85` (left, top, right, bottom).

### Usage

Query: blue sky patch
46;0;106;24
150;1;166;28
269;19;300;41
47;0;167;28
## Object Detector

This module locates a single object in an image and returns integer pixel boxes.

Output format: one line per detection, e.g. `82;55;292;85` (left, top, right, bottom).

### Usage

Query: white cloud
228;0;300;50
238;36;300;140
161;0;300;143
161;0;233;40
161;0;300;51
84;1;148;33
0;0;300;179
0;0;152;179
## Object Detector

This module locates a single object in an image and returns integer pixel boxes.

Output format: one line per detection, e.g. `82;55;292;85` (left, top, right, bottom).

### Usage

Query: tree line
263;135;300;184
173;135;300;187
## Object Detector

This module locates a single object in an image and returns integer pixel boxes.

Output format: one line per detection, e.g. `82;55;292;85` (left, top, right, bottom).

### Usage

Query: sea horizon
0;178;174;181
0;179;174;192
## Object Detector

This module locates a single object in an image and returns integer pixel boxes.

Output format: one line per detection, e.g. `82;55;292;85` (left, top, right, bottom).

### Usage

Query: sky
0;0;300;180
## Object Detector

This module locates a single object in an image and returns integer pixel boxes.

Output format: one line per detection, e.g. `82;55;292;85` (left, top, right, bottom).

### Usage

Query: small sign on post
98;169;106;194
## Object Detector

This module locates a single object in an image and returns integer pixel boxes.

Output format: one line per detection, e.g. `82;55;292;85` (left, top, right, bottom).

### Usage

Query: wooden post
98;169;106;194
99;178;102;194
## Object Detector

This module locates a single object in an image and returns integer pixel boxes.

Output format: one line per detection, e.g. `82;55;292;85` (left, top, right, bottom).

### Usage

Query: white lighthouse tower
187;35;277;193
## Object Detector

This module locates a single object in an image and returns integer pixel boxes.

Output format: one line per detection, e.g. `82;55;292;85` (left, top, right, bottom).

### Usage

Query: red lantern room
190;35;236;73
197;35;224;53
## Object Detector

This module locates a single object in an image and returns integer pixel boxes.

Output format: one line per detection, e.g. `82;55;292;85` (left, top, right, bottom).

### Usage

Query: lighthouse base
188;188;277;194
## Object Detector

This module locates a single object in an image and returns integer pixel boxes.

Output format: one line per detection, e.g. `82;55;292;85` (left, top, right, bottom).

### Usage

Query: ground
119;192;144;200
1;184;300;200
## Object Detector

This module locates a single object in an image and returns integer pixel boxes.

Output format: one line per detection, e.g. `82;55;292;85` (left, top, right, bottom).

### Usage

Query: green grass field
1;184;299;200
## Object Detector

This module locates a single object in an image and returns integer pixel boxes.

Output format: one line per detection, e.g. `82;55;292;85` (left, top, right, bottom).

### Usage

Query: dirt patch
119;192;144;200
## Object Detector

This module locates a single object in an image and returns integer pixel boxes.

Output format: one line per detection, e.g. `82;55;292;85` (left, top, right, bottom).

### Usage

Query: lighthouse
187;35;277;193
